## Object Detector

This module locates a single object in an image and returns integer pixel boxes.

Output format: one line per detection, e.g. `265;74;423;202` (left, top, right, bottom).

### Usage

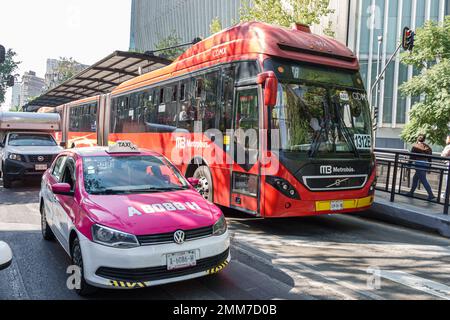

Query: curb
359;198;450;239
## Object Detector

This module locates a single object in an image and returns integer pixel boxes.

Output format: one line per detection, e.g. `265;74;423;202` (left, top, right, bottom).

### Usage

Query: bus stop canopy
23;51;172;112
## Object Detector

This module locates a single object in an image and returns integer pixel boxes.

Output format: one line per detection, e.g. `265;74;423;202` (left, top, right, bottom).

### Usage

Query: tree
0;49;20;104
240;0;334;32
155;31;184;60
400;17;450;146
55;57;83;83
210;17;223;35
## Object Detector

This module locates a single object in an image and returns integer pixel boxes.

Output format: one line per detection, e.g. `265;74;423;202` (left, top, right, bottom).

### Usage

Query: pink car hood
83;189;221;236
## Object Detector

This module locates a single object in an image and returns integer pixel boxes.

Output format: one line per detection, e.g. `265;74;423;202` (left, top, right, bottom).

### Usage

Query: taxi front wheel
41;203;55;241
71;238;97;296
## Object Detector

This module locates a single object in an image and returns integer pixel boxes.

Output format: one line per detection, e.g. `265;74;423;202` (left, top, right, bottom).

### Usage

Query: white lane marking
233;241;385;300
0;223;40;231
380;271;450;300
2;259;30;300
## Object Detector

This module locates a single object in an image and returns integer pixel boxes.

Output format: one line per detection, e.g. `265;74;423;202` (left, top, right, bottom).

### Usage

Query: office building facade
19;71;46;108
348;0;450;148
129;0;351;51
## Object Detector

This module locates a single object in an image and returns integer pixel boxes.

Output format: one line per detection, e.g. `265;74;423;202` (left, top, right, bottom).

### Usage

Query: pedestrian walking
440;135;450;199
407;134;435;200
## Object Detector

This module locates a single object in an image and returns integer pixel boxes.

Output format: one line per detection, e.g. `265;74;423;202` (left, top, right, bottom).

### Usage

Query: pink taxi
39;141;230;296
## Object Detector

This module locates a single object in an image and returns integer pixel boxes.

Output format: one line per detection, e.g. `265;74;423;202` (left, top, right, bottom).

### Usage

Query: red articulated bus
53;22;376;218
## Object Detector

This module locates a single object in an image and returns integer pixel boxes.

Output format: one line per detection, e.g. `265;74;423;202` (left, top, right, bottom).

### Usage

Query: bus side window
177;79;195;132
197;71;219;131
90;103;97;132
110;98;118;133
220;66;235;134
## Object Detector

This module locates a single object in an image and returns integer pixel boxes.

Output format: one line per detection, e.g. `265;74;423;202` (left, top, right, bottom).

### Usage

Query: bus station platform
359;191;450;239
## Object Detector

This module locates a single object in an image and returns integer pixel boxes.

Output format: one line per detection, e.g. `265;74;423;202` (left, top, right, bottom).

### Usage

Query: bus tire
193;166;214;202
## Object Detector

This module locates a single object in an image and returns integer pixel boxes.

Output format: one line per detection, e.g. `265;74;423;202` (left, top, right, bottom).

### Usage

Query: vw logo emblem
174;230;185;245
37;156;45;162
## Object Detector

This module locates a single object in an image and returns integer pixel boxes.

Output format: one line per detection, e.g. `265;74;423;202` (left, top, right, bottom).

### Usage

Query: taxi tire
71;238;98;296
193;166;214;202
41;203;55;241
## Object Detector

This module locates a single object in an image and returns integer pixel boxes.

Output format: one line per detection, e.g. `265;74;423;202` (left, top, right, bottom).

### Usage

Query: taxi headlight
92;224;139;249
212;215;227;236
8;153;23;161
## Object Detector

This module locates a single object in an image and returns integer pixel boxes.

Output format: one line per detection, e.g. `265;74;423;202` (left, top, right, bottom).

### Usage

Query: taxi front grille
95;248;230;282
137;226;213;246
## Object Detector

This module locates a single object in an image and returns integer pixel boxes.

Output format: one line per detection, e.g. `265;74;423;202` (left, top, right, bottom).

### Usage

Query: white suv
0;131;63;188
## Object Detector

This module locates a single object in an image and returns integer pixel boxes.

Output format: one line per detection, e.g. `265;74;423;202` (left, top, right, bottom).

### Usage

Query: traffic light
7;75;15;87
402;27;415;51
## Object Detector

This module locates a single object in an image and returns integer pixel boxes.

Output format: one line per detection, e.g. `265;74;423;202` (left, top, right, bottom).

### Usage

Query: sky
0;0;132;110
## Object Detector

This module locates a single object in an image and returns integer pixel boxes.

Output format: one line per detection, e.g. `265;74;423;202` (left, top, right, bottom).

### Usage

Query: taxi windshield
82;155;189;195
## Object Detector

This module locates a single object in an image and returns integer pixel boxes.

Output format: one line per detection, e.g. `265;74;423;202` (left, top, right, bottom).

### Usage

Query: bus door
230;86;261;216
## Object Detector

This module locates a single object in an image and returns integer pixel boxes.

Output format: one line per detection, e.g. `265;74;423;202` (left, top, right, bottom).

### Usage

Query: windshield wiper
333;101;360;158
90;186;188;195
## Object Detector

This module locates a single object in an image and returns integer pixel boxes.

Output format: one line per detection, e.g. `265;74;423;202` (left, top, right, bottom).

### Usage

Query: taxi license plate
167;251;197;270
330;200;344;211
35;164;48;171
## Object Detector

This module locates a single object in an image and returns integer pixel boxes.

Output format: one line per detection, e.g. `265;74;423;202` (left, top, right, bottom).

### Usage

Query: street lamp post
373;36;383;133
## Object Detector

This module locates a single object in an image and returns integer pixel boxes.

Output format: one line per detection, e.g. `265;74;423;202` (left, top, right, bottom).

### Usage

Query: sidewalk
359;191;450;238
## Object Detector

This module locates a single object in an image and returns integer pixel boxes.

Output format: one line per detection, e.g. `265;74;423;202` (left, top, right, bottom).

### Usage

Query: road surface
1;179;450;300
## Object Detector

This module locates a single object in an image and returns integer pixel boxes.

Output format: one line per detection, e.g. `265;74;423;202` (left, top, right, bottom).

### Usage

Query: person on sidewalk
440;135;450;200
408;134;435;201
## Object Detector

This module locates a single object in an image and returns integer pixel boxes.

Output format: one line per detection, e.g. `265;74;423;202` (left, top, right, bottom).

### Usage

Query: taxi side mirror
187;178;200;187
0;142;4;148
52;183;74;196
0;242;12;271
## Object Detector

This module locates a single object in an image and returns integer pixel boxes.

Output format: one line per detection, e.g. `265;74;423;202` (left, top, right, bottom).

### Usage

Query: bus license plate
167;251;197;270
331;200;344;211
35;164;48;171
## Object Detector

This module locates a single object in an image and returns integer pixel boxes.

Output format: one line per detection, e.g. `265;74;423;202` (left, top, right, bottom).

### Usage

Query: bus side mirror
257;72;278;108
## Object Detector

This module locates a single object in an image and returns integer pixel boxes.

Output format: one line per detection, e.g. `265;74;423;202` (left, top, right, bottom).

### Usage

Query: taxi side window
52;156;67;181
61;158;76;191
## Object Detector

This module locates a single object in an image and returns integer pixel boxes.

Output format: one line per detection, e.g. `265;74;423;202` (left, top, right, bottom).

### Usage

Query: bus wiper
334;101;360;158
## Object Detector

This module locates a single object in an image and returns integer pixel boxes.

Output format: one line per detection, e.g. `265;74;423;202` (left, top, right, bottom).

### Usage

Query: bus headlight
213;215;227;236
92;224;140;249
8;153;23;161
266;176;300;200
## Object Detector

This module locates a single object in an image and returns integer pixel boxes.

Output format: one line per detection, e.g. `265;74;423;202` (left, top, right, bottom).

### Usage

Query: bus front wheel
193;166;213;203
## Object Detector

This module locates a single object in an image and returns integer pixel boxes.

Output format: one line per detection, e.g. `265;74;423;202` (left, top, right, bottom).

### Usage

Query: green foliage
240;0;334;30
55;57;84;84
400;17;450;146
155;31;184;60
210;17;223;35
0;49;20;104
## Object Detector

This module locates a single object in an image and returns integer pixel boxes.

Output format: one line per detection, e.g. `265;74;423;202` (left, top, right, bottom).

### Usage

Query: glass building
348;0;450;148
130;0;243;52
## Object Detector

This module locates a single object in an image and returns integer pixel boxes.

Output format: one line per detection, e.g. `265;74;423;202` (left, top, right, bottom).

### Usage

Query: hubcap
196;176;210;200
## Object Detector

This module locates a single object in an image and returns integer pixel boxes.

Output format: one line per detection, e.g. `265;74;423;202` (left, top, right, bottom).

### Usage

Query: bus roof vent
292;23;311;33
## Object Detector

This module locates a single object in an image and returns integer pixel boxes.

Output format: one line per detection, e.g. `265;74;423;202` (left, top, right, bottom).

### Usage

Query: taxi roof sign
107;141;140;154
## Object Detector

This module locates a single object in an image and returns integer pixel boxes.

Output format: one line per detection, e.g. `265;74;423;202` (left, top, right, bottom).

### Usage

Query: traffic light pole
369;41;403;128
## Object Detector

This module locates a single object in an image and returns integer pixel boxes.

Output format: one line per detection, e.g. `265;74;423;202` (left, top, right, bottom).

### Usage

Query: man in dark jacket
408;134;435;200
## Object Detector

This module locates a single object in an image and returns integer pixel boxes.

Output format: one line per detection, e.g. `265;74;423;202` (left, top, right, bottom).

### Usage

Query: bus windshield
266;59;372;158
